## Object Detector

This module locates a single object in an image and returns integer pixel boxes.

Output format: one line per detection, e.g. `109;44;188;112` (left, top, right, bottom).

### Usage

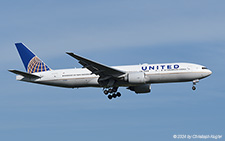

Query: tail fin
15;43;51;73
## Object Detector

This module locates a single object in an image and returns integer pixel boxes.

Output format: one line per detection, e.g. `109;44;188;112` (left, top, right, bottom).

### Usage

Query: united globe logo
27;56;51;73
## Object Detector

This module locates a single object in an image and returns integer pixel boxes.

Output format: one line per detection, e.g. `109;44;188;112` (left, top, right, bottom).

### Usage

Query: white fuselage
16;63;212;88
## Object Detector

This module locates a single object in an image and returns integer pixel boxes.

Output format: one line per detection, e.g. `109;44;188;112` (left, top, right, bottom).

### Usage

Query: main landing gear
103;87;121;100
192;79;199;90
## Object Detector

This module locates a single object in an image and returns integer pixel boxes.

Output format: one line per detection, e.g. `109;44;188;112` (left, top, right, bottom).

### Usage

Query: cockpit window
202;67;208;69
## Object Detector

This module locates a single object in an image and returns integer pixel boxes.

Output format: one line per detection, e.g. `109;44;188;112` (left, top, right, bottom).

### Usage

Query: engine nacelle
127;84;151;94
125;72;146;84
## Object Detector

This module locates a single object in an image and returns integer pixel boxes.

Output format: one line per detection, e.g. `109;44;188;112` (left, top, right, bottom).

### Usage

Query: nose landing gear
103;87;121;100
192;79;199;90
192;86;196;90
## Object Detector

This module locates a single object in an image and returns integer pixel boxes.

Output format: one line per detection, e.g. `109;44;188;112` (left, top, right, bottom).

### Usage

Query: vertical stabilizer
15;43;51;73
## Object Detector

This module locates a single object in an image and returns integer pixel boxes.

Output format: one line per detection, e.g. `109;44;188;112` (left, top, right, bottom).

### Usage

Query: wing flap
8;69;41;79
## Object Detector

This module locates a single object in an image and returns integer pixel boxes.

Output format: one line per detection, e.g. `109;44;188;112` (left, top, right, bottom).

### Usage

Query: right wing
8;69;41;79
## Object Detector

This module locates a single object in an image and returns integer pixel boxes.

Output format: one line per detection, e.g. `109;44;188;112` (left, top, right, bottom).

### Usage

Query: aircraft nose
208;69;212;76
201;68;212;78
205;69;212;77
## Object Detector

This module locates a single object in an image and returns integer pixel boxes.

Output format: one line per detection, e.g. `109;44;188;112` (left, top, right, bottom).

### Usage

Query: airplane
9;43;212;100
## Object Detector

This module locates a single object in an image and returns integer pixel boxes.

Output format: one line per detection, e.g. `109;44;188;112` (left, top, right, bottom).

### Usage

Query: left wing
66;52;126;79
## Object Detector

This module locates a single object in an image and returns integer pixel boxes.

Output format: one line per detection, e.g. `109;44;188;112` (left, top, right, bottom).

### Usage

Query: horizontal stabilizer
8;69;41;79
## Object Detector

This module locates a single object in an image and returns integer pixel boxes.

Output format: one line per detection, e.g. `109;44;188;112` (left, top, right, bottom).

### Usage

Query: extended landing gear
103;87;121;100
104;90;109;95
108;92;121;100
192;79;199;91
192;86;196;90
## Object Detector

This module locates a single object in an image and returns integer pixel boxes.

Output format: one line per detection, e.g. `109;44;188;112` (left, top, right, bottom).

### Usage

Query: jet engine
127;84;151;94
125;72;146;84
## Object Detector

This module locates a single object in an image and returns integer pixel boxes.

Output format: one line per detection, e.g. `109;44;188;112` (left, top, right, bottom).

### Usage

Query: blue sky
1;0;225;140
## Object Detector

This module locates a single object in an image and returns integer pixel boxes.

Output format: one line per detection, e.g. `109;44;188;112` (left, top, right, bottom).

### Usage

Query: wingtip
66;52;75;56
8;69;13;72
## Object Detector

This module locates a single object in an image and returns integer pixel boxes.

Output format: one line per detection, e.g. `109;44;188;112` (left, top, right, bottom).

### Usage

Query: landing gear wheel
112;88;117;92
104;90;108;95
117;92;121;97
108;89;113;93
112;93;117;98
192;86;196;90
108;95;112;100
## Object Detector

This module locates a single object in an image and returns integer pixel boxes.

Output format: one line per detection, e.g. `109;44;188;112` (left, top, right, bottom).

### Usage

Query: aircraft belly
35;77;100;88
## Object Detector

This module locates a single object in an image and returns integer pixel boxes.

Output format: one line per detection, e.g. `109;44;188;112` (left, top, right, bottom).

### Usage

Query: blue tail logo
15;43;51;73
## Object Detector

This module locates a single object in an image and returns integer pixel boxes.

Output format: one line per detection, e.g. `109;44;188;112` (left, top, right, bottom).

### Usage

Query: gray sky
1;0;224;140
